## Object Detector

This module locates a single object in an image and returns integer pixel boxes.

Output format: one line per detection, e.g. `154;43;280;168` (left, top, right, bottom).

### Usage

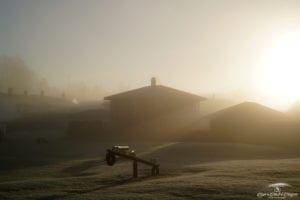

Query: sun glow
260;32;300;108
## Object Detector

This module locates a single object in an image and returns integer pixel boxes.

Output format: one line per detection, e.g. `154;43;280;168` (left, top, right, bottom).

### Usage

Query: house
209;101;288;132
183;102;300;146
104;78;206;137
207;102;299;145
0;91;75;133
0;91;72;122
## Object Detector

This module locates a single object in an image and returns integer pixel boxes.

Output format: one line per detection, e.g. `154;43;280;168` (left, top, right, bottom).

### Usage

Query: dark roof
209;102;288;122
104;85;206;101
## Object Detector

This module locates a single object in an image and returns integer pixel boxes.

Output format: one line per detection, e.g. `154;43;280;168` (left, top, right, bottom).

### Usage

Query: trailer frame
106;148;159;178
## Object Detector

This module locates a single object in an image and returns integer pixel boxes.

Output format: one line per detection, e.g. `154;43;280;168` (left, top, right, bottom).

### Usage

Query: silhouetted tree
0;55;49;94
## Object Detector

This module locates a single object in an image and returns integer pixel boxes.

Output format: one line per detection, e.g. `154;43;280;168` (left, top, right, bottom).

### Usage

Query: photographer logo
257;183;298;199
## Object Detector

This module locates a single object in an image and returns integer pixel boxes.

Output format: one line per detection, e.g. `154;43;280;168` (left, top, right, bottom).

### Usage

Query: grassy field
0;131;299;199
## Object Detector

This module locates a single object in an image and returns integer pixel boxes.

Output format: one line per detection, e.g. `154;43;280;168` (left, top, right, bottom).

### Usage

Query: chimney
7;88;13;96
151;77;156;87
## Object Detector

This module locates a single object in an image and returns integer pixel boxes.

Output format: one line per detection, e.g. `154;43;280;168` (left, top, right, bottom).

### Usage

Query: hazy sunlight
260;32;300;107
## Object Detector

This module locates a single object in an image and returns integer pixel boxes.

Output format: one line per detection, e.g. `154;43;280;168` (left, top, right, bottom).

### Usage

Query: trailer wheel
106;152;116;166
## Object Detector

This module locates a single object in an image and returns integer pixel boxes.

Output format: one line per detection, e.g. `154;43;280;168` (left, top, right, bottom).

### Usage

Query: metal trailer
106;146;159;178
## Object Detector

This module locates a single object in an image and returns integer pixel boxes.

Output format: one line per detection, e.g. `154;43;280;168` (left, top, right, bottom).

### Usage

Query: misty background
1;0;300;108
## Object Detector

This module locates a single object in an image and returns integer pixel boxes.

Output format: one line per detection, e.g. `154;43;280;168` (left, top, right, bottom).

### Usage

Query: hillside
0;138;299;200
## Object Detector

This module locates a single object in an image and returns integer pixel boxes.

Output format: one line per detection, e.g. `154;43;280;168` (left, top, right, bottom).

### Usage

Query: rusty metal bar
107;149;159;167
106;149;159;178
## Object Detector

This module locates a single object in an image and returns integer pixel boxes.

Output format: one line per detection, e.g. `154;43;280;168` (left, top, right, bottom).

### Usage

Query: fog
1;3;300;199
0;55;109;101
1;0;300;109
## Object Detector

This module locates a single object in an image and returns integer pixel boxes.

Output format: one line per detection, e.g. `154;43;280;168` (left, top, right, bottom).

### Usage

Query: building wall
110;98;200;127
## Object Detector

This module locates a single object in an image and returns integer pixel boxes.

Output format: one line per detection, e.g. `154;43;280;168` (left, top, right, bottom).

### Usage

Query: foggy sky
1;0;300;109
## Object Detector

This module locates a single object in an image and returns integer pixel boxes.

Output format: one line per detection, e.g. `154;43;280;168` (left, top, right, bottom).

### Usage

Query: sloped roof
209;102;288;122
104;85;206;101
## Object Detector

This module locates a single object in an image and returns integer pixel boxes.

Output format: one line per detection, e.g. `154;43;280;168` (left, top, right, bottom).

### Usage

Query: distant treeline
0;55;49;95
0;55;106;101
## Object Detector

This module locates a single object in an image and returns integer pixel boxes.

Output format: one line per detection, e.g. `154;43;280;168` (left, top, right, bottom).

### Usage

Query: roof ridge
104;84;206;101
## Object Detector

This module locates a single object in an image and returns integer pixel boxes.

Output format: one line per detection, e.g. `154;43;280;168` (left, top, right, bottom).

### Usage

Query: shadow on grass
35;193;69;200
61;159;105;176
63;174;158;195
